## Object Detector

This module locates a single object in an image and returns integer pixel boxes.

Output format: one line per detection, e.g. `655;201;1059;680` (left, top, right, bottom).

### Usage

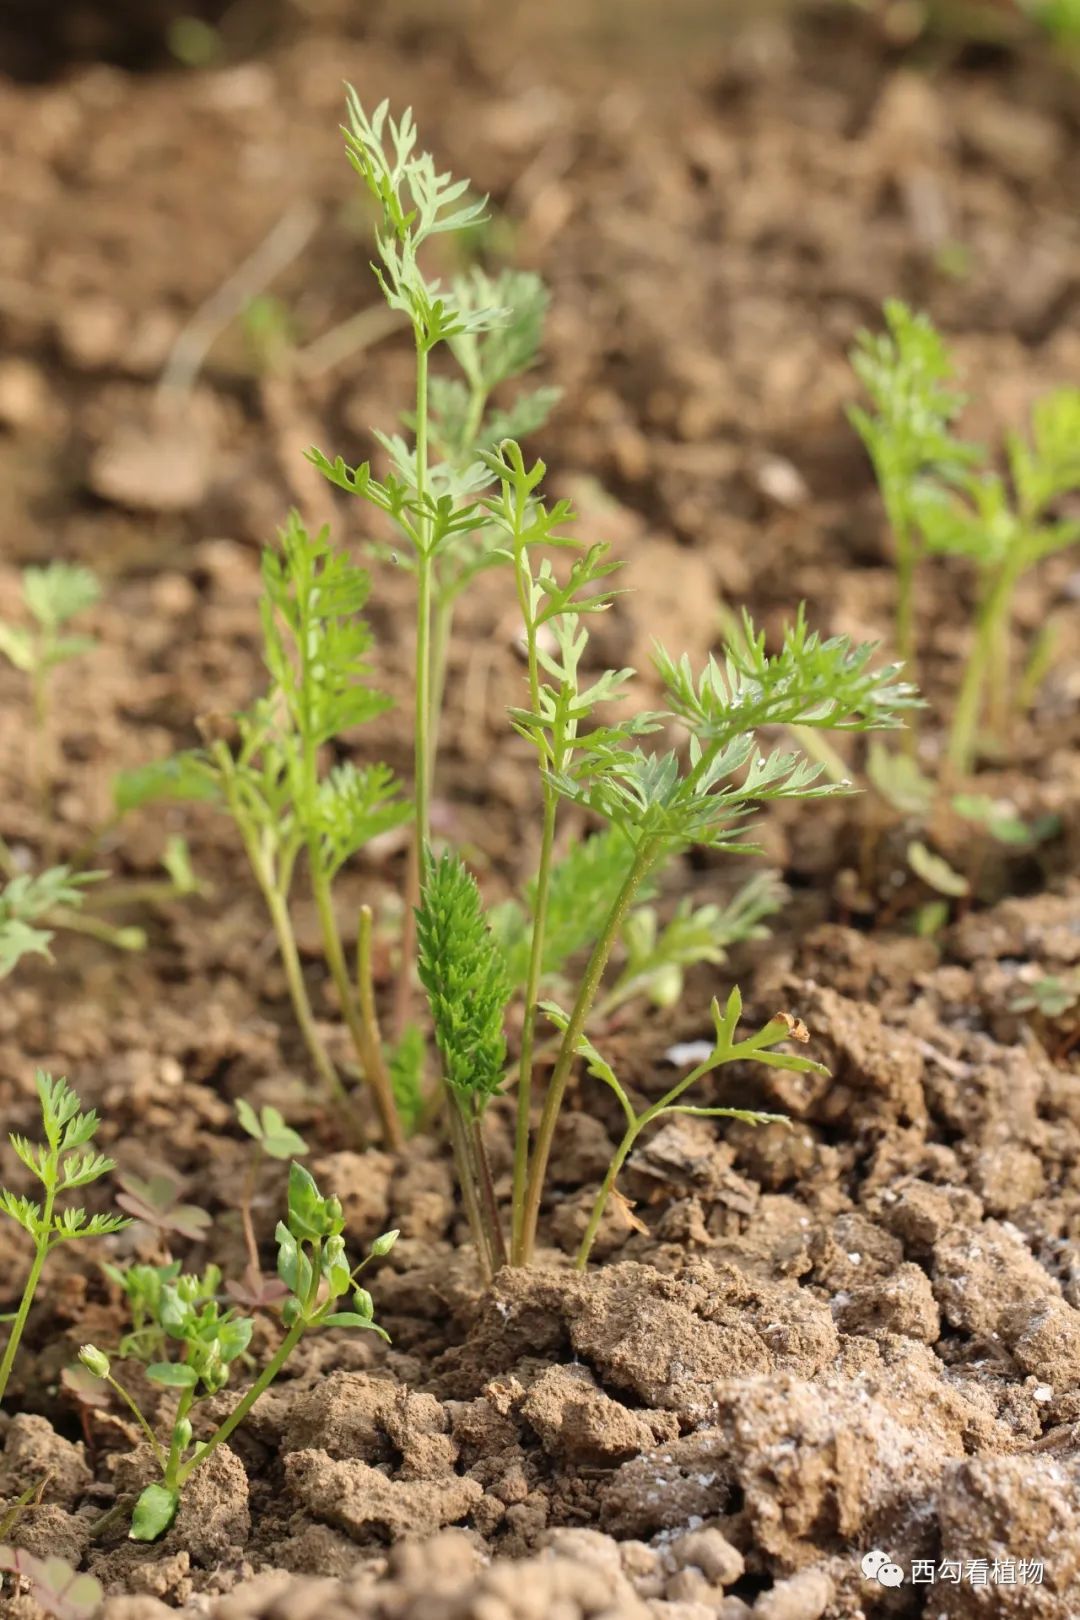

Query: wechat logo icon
861;1549;905;1587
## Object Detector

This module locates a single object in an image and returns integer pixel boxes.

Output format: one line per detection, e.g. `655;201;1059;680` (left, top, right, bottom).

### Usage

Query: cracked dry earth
4;894;1080;1619
3;1;1080;1617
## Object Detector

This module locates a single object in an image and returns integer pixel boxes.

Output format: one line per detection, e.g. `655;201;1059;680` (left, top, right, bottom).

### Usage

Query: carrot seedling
82;1165;396;1542
0;1073;129;1407
116;515;410;1145
416;439;917;1269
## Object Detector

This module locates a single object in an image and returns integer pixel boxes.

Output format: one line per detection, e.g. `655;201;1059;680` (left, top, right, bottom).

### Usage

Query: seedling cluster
1;87;1071;1576
80;1164;395;1541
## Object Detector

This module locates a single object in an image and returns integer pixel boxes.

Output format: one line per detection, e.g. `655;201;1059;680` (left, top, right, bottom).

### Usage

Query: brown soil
2;2;1080;1617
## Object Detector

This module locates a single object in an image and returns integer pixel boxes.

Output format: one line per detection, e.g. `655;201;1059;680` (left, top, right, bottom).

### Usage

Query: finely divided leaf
416;850;510;1111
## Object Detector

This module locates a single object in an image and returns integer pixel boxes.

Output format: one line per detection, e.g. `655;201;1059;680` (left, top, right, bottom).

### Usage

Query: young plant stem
514;839;655;1265
393;838;421;1044
470;1117;507;1270
164;1387;196;1489
104;1374;167;1472
0;1190;54;1406
175;1237;324;1488
445;1100;498;1280
575;1130;636;1271
574;1057;719;1270
32;663;52;821
397;337;433;1035
48;906;145;953
575;1040;789;1268
510;792;556;1261
509;505;560;1261
516;717;746;1265
887;493;919;753
428;595;454;775
239;1149;261;1278
309;863;404;1149
946;562;1015;779
355;905;387;1092
214;746;360;1139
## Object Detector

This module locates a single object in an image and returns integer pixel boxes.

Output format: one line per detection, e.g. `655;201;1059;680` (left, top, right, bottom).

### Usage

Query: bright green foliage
115;514;408;1142
342;94;497;347
414;429;913;1266
550;613;915;858
849;301;972;492
607;872;786;1012
853;303;1080;775
309;94;563;1023
849;299;979;679
235;1100;309;1161
84;1165;396;1542
1026;0;1080;44
490;826;652;989
388;1024;427;1134
0;563;101;808
416;849;510;1113
260;513;392;747
0;563;100;680
0;866;99;978
101;1260;201;1364
542;985;826;1267
0;1073;128;1407
911;387;1080;772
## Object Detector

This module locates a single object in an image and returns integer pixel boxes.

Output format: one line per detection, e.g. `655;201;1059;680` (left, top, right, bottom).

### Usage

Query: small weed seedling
0;563;100;807
231;1099;308;1305
547;989;824;1267
853;302;1080;775
82;1165;396;1541
0;1073;128;1407
849;300;978;693
114;1171;213;1246
0;865;100;979
0;1547;103;1620
912;386;1080;773
116;517;411;1146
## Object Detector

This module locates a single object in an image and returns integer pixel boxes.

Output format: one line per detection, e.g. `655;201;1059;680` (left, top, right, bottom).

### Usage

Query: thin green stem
428;594;454;777
0;1221;52;1407
32;660;52;823
575;1123;638;1270
310;864;403;1149
177;1318;303;1487
177;1236;324;1487
214;746;358;1136
509;500;561;1263
239;1147;260;1277
946;564;1013;779
574;1040;759;1269
470;1115;507;1271
396;337;433;1037
445;1100;494;1281
164;1386;195;1488
516;838;656;1265
510;792;556;1264
105;1373;167;1473
413;340;433;855
888;495;919;755
47;906;146;953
